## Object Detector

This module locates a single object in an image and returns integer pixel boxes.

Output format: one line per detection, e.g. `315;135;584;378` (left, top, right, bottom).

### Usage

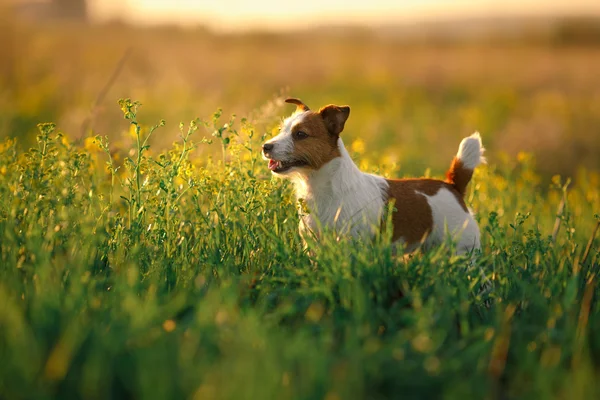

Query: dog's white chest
295;177;388;240
286;138;389;241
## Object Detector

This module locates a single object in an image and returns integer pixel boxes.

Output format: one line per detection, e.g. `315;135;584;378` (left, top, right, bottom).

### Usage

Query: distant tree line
52;0;87;20
14;0;88;21
551;18;600;46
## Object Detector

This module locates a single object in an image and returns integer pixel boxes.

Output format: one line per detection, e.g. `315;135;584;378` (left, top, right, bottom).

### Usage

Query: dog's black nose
262;143;274;152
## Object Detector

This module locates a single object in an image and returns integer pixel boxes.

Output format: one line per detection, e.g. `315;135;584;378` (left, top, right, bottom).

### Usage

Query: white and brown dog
262;98;485;254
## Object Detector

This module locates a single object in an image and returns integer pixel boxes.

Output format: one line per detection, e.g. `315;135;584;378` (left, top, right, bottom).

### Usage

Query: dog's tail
445;132;486;198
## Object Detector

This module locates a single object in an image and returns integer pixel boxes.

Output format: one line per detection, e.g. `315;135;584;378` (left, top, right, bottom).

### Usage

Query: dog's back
386;133;485;254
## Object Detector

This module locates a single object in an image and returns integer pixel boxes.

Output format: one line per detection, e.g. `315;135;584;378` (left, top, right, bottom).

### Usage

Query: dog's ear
318;104;350;136
285;98;310;113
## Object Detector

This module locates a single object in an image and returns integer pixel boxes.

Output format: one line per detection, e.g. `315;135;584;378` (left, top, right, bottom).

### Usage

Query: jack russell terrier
262;98;485;254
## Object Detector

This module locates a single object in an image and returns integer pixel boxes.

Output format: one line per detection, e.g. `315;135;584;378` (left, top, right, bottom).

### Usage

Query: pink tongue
268;159;278;171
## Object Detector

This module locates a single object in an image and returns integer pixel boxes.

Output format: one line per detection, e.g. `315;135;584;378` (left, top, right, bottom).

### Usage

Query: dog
262;98;485;254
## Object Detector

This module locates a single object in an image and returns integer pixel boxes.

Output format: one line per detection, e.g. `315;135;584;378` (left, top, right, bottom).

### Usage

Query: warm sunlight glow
89;0;600;31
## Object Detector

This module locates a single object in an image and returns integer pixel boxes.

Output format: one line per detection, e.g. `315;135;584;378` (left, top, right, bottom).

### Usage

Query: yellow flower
0;139;15;153
84;137;98;153
162;320;176;332
351;138;365;154
129;124;138;139
517;151;532;163
174;176;185;187
61;135;70;148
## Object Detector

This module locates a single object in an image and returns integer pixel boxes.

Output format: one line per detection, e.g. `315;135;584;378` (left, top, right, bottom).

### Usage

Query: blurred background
1;0;600;179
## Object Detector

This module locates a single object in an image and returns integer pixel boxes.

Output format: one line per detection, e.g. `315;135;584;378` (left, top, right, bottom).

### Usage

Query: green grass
0;99;599;400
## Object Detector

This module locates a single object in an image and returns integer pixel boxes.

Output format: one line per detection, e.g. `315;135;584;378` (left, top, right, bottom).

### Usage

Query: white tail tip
456;132;486;169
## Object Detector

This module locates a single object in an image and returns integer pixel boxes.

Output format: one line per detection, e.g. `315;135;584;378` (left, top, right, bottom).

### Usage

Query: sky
89;0;600;32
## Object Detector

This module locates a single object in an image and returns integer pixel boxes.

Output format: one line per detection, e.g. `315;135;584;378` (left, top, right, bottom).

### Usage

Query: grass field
2;20;600;180
1;17;600;400
0;96;599;399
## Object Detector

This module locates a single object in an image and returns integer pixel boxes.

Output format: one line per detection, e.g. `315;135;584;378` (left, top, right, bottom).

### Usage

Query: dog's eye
294;131;309;140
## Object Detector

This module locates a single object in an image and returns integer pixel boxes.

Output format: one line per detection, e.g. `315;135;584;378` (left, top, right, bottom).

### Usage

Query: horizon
88;0;600;32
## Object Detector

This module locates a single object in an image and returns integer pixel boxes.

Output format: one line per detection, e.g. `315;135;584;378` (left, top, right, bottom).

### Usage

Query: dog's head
262;98;350;176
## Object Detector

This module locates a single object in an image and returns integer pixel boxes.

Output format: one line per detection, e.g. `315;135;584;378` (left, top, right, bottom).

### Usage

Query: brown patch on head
445;157;474;198
281;101;351;171
384;178;468;248
289;112;341;170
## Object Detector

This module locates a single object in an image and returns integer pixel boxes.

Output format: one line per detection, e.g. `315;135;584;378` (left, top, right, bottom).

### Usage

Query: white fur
456;132;486;169
263;111;308;160
291;138;389;240
420;188;481;254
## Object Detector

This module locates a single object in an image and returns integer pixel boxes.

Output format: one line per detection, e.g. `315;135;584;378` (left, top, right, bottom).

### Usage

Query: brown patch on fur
284;103;350;171
290;112;341;170
445;157;474;198
384;179;468;246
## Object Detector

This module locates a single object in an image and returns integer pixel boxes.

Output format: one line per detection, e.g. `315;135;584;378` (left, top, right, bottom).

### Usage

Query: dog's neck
290;139;388;237
290;139;363;201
